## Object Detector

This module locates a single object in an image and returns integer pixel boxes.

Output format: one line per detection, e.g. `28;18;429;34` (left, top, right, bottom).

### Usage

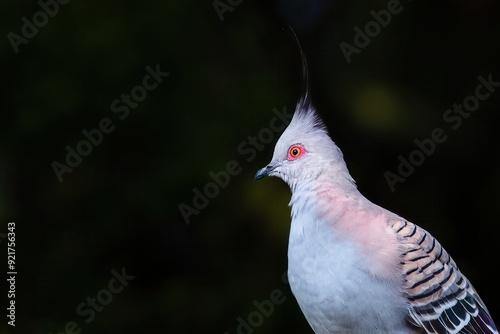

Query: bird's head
255;95;354;191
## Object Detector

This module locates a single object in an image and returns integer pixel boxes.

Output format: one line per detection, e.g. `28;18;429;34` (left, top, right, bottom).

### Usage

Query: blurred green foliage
1;0;499;333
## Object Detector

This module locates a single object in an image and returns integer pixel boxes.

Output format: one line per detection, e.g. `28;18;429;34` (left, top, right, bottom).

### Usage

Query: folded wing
390;220;498;334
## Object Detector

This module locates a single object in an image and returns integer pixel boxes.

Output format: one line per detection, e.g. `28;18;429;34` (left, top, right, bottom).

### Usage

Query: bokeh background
1;0;499;333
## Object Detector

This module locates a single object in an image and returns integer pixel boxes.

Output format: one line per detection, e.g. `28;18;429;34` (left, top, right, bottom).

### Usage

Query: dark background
1;0;499;333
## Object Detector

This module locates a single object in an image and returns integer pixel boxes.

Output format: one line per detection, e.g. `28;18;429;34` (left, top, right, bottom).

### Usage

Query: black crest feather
283;26;312;113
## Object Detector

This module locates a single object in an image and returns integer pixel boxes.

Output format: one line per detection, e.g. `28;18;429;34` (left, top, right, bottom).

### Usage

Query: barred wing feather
390;220;498;334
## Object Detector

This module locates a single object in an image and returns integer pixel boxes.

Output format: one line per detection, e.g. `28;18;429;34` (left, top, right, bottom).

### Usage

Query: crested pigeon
254;93;498;333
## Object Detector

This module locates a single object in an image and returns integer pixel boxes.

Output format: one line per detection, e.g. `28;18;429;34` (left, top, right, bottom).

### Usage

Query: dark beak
254;164;274;180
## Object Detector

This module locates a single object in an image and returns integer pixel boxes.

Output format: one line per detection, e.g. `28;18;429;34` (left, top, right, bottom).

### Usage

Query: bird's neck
289;173;364;224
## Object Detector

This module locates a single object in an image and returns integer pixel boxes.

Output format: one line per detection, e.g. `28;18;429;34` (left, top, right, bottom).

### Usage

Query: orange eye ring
287;144;305;160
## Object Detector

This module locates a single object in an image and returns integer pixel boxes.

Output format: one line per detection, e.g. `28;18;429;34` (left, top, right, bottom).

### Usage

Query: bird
253;54;498;334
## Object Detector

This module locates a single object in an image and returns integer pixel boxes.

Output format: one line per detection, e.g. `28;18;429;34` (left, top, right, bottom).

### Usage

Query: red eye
287;144;305;160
